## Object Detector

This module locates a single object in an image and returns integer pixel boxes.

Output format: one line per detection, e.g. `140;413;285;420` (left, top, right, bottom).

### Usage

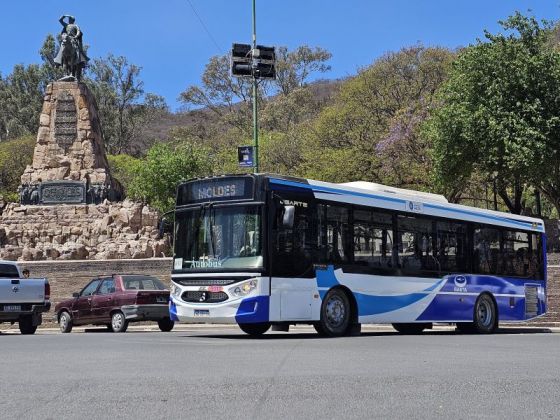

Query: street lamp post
251;0;259;173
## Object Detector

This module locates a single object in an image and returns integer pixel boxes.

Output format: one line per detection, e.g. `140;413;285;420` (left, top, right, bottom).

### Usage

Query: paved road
1;326;559;419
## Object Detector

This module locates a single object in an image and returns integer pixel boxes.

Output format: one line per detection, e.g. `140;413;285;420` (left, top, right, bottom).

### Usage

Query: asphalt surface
1;325;559;420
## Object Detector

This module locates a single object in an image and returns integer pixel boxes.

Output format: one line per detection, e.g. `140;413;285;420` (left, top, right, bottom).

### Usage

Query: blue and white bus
169;174;547;336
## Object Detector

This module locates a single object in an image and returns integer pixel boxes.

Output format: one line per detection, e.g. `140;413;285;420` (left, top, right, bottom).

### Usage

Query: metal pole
252;0;259;173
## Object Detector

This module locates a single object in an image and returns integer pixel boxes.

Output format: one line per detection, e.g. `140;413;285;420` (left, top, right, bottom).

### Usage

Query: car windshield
122;276;166;290
174;205;262;271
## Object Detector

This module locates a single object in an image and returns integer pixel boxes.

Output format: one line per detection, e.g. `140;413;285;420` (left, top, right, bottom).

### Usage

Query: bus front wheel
238;322;271;336
316;288;351;337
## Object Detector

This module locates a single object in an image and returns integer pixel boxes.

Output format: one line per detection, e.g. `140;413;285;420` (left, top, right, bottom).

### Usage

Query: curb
2;324;559;334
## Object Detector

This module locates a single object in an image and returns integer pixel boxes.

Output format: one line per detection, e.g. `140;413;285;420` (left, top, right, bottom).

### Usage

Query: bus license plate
3;305;21;312
194;309;210;317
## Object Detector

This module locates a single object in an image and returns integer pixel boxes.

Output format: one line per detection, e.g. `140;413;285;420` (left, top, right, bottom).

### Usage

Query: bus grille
182;291;228;303
525;286;539;318
176;279;237;286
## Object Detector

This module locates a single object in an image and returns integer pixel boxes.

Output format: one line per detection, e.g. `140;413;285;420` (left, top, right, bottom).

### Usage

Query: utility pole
252;0;259;173
230;0;276;174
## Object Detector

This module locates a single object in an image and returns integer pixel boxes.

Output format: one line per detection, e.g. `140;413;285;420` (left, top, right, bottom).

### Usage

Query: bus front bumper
169;295;269;324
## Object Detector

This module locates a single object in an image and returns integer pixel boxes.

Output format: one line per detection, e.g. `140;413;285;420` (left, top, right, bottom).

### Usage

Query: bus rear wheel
238;322;271;336
473;294;498;334
392;323;430;334
316;288;351;337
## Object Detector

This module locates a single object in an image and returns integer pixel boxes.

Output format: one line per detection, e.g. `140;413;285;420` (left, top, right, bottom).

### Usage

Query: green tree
303;45;454;186
427;12;560;214
0;135;35;199
87;54;167;155
0;64;46;141
275;46;332;95
178;45;333;134
107;154;142;195
127;142;212;212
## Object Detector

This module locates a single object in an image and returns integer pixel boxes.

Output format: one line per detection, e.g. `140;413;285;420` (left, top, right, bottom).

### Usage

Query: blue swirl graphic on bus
316;265;443;316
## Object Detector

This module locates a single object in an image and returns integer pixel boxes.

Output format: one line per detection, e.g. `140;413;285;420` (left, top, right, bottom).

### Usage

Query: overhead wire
186;0;223;54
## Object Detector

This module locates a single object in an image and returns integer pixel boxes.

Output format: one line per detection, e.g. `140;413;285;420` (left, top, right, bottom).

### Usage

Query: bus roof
261;173;545;233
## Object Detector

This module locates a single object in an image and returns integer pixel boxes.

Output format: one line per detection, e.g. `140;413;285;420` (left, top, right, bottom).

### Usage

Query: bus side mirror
282;206;295;229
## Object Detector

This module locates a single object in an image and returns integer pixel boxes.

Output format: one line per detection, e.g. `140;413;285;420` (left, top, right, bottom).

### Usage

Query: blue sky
0;1;558;110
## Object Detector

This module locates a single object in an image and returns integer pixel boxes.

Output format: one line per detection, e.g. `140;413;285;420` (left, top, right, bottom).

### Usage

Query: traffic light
231;43;276;79
231;43;252;77
253;45;276;79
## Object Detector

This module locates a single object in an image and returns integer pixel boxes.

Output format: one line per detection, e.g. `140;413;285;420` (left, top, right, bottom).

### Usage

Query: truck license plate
194;309;209;317
3;305;21;312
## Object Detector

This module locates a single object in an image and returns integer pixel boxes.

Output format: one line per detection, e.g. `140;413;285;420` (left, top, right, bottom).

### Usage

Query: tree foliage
302;45;454;187
127;142;212;212
427;12;560;214
0;135;35;196
86;54;168;155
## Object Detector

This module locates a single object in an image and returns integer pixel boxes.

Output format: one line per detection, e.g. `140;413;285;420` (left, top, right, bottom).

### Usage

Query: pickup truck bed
0;262;50;334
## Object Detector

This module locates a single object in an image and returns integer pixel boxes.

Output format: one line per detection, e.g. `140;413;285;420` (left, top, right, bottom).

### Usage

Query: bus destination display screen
177;177;254;205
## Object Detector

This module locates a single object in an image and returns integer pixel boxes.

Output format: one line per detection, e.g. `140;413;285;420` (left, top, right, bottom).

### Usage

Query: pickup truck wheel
59;311;73;333
111;311;128;333
158;317;174;332
19;315;37;335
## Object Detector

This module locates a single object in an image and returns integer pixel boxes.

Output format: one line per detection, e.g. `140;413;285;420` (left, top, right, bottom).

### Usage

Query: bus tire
392;323;430;334
238;322;270;336
473;293;498;334
317;288;351;337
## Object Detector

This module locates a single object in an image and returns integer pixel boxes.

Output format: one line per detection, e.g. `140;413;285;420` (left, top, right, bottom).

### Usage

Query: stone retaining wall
19;257;560;327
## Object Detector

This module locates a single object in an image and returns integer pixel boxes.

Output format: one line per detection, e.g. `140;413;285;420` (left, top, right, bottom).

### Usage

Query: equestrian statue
53;15;89;81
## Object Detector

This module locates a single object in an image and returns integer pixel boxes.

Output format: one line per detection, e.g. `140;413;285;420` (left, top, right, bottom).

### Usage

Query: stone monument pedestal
19;81;122;204
0;81;169;261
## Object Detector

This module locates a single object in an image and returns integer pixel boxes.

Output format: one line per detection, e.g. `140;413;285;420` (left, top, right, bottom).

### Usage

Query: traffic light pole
252;0;259;173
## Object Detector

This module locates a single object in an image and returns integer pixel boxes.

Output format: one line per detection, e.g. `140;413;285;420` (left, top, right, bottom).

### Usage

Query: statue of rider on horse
53;15;89;81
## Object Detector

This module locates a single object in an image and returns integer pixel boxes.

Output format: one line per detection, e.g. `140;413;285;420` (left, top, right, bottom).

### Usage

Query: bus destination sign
178;177;254;205
193;180;244;200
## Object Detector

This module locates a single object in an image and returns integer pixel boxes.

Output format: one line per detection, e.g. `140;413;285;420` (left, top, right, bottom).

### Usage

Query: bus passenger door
269;193;318;322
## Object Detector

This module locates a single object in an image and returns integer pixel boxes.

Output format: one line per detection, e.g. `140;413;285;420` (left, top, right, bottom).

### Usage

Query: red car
54;274;174;333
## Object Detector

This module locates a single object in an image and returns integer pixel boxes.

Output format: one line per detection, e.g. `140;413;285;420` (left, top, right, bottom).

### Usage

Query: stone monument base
0;200;169;261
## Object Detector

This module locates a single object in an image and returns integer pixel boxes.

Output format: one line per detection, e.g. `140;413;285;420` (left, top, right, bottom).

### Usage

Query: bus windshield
174;205;263;271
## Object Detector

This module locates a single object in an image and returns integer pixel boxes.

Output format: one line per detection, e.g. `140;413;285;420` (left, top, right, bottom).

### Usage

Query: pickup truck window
81;280;101;296
0;264;19;278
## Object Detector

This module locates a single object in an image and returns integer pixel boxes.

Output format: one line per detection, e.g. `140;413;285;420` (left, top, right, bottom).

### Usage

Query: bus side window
473;227;500;275
326;205;350;264
436;221;468;274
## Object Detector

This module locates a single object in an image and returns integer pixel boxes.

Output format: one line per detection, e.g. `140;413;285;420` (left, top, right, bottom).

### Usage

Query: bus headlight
229;279;257;298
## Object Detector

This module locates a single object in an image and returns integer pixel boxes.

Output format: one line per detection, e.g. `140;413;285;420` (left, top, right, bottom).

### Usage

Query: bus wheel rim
477;299;492;327
326;296;346;328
